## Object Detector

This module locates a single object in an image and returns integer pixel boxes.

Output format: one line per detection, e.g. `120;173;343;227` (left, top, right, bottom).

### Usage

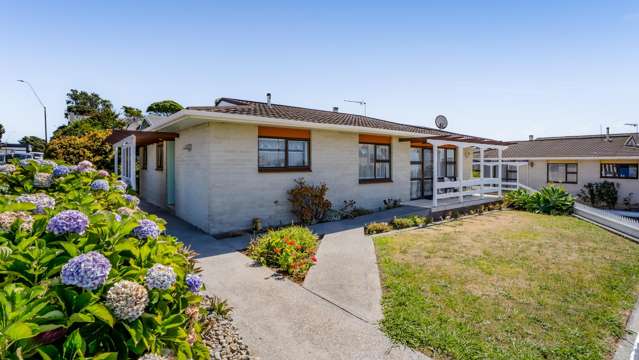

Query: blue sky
1;0;637;143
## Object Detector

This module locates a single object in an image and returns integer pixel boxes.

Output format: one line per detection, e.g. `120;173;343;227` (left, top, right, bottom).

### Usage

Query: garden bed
374;211;639;360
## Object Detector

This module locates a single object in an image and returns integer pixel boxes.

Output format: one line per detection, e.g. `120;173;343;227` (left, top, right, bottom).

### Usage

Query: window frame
155;142;164;171
359;142;392;184
546;163;577;184
600;163;639;179
257;136;311;172
437;148;457;180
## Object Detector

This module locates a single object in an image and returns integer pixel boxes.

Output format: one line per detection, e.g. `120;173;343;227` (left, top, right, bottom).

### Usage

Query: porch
401;134;523;208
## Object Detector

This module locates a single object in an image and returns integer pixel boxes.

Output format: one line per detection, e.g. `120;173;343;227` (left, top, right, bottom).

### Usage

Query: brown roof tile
188;97;462;137
501;133;639;158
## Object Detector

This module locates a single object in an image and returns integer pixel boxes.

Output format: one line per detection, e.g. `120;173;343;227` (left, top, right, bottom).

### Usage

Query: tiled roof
187;97;459;137
501;133;639;158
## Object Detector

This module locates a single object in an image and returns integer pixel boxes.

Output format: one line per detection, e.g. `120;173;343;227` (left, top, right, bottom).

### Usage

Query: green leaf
68;312;94;325
3;321;36;340
59;241;79;257
85;304;115;327
91;353;118;360
39;310;66;322
63;329;86;358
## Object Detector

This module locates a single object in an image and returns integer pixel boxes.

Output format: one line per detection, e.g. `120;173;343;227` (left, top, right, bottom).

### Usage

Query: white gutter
154;109;442;138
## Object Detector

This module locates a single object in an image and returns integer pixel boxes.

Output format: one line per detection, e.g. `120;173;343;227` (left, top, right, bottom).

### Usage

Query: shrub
246;225;319;280
287;178;332;225
0;159;209;359
383;198;401;210
526;185;575;215
390;217;415;229
365;222;393;234
578;181;618;208
504;188;530;210
45;130;114;171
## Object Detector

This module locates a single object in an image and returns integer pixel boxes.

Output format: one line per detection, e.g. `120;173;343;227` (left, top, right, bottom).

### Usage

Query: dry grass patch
374;211;639;360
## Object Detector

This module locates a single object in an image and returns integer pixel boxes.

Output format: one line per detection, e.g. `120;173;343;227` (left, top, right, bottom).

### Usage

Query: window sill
601;176;638;180
259;167;312;173
359;178;393;184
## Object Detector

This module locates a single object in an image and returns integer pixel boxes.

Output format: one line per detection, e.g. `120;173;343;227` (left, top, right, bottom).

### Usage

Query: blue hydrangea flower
123;194;140;206
185;274;203;293
52;165;70;177
61;251;111;290
47;210;89;235
90;179;110;191
20;159;34;166
145;264;176;290
133;219;160;239
16;193;55;214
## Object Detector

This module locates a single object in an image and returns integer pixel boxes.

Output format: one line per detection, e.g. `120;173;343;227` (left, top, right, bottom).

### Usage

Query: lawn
374;211;639;360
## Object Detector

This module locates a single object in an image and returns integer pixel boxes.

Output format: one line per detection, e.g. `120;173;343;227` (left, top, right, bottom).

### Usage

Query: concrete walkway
148;203;430;360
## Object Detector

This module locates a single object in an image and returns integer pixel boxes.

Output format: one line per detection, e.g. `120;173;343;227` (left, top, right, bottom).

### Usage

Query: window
437;148;456;180
140;146;147;170
156;142;164;171
258;137;310;171
502;164;517;182
547;163;577;184
601;163;638;179
359;143;391;183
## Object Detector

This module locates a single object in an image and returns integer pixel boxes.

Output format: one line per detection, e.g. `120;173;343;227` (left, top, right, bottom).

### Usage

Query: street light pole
17;80;48;144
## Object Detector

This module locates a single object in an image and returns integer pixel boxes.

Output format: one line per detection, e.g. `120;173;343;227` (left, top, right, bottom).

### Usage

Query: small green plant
287;178;332;225
526;185;575;215
203;295;233;317
252;217;262;232
365;222;393;234
577;181;618;208
247;225;319;280
389;215;430;229
504;188;530;210
383;198;402;210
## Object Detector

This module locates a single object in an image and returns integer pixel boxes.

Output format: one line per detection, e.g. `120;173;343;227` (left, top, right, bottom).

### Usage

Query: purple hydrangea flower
52;165;70;177
185;274;203;293
114;180;128;192
145;264;176;290
16;193;55;214
78;160;93;169
97;170;109;177
61;251;111;290
123;194;140;206
47;210;89;235
33;173;53;188
20;159;34;166
0;164;16;174
133;219;160;239
90;179;110;191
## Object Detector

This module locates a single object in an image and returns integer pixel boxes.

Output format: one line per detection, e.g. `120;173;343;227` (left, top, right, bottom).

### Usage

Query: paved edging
613;297;639;360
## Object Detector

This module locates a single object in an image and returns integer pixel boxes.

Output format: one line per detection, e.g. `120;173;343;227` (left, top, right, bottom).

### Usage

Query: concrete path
148;203;430;360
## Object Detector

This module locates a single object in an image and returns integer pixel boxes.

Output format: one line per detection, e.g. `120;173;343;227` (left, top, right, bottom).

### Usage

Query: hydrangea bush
0;159;208;359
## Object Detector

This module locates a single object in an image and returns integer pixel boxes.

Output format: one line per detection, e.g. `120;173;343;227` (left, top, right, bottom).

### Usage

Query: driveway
149;203;430;360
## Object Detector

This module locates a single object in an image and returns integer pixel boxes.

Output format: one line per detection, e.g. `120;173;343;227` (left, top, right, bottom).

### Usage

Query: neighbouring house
107;95;512;234
496;130;639;207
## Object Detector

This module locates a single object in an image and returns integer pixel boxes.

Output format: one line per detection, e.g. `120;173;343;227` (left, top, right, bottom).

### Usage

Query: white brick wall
139;143;166;208
203;123;411;234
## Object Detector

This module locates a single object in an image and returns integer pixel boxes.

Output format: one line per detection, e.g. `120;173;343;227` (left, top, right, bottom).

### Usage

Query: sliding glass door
410;147;433;200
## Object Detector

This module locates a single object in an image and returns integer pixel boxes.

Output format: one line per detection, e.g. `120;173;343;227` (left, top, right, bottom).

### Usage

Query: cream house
107;96;511;234
498;131;639;207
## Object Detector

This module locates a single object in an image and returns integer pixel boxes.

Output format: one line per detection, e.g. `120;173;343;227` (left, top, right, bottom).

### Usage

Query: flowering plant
0;159;209;359
247;225;319;280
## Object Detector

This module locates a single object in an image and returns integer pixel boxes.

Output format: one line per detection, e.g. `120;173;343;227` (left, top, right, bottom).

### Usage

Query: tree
0;123;4;142
65;89;113;118
19;136;46;152
45;130;113;170
146;100;183;116
122;106;143;126
54;90;124;138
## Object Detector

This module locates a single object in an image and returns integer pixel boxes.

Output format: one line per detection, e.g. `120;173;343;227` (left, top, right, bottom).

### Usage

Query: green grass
374;211;639;360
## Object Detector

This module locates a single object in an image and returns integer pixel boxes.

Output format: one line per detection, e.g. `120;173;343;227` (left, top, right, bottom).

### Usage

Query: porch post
129;137;137;191
457;145;464;202
497;148;503;197
516;163;520;189
114;145;119;175
432;143;438;207
479;148;484;199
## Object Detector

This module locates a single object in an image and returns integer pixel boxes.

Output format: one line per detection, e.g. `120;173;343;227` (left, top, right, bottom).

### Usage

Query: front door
410;147;433;200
